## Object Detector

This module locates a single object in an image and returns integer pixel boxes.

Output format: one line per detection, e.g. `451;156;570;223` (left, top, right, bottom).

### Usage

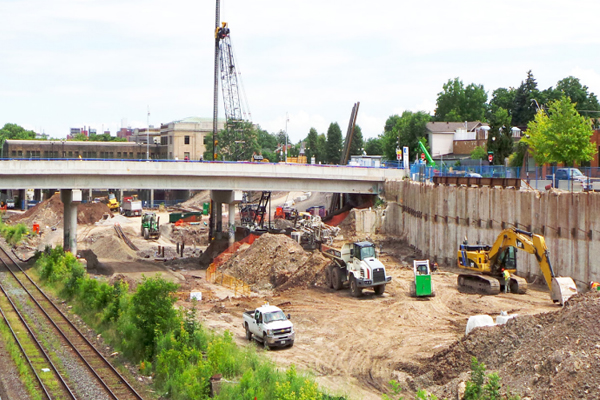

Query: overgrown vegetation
0;220;29;245
34;246;337;399
382;357;520;400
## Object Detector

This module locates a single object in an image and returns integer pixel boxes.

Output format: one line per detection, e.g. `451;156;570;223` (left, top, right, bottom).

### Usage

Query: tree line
4;70;598;166
210;70;599;167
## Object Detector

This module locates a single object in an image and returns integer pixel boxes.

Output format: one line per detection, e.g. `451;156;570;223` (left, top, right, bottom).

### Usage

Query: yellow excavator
457;228;578;305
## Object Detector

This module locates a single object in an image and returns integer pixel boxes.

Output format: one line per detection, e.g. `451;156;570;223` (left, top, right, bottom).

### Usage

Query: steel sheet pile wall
382;180;600;285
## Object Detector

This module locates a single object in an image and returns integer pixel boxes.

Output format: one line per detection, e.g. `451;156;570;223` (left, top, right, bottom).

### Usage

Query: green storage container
202;202;210;215
169;213;183;223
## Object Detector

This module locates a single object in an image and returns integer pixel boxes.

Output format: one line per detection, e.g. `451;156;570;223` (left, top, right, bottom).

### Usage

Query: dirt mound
10;193;111;227
220;233;330;291
89;231;138;261
415;292;600;399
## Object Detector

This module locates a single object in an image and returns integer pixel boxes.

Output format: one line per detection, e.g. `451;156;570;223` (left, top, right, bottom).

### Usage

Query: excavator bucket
550;277;578;305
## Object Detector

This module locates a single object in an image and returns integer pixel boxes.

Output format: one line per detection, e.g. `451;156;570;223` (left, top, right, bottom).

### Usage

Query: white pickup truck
242;303;295;350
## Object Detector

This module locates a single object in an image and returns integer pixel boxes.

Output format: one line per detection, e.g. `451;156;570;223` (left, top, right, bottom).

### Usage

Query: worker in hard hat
502;268;511;293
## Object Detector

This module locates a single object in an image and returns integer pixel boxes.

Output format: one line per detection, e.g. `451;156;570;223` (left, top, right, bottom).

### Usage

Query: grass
0;220;29;245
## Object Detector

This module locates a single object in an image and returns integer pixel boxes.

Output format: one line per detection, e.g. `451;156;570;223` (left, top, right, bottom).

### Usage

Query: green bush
0;221;29;245
33;248;337;400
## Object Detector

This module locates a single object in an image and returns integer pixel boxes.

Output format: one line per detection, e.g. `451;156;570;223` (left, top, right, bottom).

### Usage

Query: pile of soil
89;231;138;261
414;292;600;399
220;233;330;291
10;193;110;227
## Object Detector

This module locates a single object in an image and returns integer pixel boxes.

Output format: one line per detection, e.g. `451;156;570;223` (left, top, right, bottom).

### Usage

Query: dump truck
322;241;392;296
121;195;142;217
141;212;160;240
242;303;295;350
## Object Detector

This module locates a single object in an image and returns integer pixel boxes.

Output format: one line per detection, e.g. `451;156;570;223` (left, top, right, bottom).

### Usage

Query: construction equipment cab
457;228;577;305
141;212;160;240
323;241;392;297
107;192;119;212
410;260;435;297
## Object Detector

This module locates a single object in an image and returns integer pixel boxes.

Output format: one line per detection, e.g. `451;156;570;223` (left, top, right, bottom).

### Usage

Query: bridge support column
150;189;154;209
34;189;41;202
19;189;27;210
228;203;236;245
211;190;242;242
215;203;222;239
61;189;81;255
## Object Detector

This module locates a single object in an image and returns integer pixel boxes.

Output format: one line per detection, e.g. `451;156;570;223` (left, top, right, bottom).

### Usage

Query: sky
2;0;600;144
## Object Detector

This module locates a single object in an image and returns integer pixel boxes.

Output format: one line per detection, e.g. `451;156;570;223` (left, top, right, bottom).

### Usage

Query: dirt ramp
220;233;329;291
416;292;600;399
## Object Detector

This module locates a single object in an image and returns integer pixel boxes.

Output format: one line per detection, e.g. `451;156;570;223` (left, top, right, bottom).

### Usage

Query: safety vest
503;270;510;281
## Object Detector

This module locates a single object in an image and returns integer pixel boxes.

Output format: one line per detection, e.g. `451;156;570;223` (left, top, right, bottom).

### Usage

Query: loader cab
353;242;376;260
496;246;517;272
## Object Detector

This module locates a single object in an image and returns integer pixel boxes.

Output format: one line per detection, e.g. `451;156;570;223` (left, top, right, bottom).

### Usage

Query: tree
325;122;343;164
487;107;514;165
512;70;540;126
434;78;488;122
216;121;259;161
524;95;596;166
365;137;383;155
470;145;487;160
317;133;327;163
348;124;364;155
305;127;320;162
555;76;600;117
0;123;37;148
129;275;179;359
382;111;431;161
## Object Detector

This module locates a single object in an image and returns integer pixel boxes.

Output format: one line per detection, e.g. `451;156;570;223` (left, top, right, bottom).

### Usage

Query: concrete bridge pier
211;190;242;243
60;189;82;255
19;189;27;210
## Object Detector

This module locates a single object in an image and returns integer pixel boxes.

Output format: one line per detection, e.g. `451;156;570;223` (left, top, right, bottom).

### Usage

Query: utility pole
212;0;220;161
146;106;150;160
285;113;289;162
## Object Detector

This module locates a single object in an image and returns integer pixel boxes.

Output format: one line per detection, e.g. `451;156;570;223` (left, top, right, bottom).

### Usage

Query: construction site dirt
3;192;596;400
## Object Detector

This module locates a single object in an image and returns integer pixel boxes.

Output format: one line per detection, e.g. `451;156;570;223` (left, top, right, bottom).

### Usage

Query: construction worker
502;268;511;293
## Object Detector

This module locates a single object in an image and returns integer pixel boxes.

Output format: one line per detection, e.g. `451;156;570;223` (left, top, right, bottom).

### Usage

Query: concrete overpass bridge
0;160;402;254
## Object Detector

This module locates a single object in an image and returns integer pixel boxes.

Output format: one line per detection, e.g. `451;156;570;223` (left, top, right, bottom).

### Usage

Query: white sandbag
465;315;495;335
496;311;517;325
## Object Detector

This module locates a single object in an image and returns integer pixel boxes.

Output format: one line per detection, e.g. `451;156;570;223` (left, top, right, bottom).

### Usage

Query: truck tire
350;275;362;297
263;333;270;350
325;264;333;288
332;267;343;291
245;323;252;340
374;284;386;295
143;227;149;240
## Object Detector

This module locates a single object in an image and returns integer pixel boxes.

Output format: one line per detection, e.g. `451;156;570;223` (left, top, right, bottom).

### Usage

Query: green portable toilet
202;202;210;215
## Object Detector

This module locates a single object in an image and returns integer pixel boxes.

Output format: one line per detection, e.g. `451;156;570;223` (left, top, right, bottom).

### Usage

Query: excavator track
509;275;528;294
457;274;501;295
458;274;528;295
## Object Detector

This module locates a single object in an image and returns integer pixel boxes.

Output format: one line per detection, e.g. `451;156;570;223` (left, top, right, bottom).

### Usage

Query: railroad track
0;243;144;400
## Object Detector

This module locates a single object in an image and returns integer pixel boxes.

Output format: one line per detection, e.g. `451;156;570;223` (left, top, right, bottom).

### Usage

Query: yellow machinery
107;193;120;212
457;228;578;305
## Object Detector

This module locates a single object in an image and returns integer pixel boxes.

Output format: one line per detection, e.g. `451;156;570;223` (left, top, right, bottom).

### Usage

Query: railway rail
0;243;144;399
